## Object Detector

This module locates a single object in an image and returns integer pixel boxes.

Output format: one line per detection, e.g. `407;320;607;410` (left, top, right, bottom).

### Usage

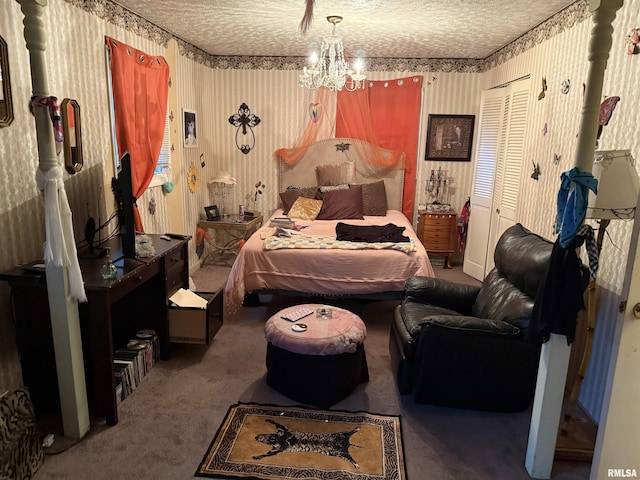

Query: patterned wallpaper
478;2;640;422
1;0;636;426
0;0;171;390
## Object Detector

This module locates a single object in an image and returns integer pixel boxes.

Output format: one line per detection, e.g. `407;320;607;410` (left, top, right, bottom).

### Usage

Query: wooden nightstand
417;209;457;269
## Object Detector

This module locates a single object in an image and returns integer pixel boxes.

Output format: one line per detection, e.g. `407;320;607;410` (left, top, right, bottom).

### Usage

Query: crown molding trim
483;0;590;71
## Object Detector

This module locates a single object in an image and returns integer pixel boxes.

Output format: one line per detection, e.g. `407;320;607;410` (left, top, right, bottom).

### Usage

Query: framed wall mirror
0;35;14;128
61;98;83;174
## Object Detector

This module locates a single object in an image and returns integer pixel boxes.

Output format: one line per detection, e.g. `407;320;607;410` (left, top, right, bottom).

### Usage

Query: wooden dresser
417;209;457;269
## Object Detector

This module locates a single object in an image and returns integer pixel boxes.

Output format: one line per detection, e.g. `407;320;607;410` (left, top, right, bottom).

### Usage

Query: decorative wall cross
228;103;261;154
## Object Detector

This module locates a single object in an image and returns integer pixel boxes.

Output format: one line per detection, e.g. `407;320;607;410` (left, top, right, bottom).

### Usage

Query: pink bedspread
224;209;435;312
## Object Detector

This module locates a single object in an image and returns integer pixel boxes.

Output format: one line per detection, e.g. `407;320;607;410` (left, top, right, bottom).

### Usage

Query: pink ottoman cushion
264;304;367;356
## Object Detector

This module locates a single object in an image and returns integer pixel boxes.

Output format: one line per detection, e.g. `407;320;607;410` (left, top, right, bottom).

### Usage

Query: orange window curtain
336;76;423;219
105;36;170;232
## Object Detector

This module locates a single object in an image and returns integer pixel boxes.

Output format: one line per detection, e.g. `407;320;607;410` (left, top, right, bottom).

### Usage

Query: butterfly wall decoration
538;76;547;100
626;27;639;55
531;161;542;180
597;95;621;146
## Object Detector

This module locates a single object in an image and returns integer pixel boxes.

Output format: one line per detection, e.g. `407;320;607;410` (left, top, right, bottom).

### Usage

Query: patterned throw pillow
0;389;44;479
315;162;356;186
360;180;388;216
279;186;318;214
318;184;350;193
287;196;323;220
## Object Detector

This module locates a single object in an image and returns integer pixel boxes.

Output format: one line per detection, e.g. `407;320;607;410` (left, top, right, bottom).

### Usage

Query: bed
224;138;435;312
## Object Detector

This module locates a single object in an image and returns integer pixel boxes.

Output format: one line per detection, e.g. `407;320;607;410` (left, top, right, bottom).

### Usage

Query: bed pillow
360;180;388;216
316;185;364;220
280;186;318;214
319;184;350;193
316;162;356;186
287;196;323;220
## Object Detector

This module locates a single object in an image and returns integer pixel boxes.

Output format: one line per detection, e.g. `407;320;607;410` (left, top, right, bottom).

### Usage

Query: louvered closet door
463;78;530;280
484;78;530;276
463;88;506;280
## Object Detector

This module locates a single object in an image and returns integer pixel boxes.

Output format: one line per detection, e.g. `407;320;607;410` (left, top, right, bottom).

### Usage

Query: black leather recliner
389;223;557;412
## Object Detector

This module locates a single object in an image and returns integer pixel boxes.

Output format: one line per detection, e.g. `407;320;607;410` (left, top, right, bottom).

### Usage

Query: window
149;114;171;187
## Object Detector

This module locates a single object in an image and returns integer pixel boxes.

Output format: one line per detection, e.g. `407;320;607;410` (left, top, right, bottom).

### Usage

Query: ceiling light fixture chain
299;15;365;92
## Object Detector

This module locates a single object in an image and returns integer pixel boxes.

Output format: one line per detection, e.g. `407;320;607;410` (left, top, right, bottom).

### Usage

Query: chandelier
298;16;366;92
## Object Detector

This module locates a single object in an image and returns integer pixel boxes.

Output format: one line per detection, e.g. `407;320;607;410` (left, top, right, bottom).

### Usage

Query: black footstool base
266;342;369;408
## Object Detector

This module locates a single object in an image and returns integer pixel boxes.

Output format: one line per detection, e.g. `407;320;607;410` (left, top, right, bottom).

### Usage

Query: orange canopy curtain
336;76;423;219
105;36;170;232
276;87;336;165
276;86;404;173
333;85;404;169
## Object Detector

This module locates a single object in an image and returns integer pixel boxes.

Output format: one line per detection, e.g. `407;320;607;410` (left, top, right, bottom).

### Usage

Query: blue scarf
555;167;598;248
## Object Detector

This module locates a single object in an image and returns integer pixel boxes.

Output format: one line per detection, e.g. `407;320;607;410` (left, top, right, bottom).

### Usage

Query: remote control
166;233;187;239
281;307;314;322
160;235;171;241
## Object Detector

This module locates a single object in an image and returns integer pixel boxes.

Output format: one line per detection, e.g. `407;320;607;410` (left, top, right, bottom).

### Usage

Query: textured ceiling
111;0;577;59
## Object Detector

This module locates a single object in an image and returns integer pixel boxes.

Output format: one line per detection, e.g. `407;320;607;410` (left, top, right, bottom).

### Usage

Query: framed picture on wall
425;114;475;161
183;108;198;148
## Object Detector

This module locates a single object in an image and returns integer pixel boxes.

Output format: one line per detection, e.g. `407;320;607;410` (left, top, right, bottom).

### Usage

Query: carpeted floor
32;256;592;479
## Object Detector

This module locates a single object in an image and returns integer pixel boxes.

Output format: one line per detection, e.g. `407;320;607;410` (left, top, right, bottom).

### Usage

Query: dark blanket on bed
335;222;410;243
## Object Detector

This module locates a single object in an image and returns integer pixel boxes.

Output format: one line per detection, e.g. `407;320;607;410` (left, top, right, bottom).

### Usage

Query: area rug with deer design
195;402;407;480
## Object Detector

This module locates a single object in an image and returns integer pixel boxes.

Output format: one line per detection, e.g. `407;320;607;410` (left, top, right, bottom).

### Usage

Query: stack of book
114;330;159;404
269;217;294;229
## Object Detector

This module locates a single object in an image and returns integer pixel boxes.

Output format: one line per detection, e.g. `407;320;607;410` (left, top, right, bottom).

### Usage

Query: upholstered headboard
277;138;405;211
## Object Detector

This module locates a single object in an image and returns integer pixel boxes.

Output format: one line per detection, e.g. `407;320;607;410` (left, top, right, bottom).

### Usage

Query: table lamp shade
207;171;236;217
208;171;237;185
586;150;640;220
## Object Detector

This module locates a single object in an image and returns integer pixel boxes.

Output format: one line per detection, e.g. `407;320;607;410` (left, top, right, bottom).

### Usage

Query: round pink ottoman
264;304;369;407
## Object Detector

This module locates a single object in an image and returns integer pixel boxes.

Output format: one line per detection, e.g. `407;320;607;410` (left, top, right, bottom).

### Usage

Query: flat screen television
112;152;136;258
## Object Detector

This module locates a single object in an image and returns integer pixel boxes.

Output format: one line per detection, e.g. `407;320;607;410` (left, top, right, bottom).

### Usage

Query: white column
17;0;89;439
45;265;90;439
574;0;624;172
525;334;572;478
525;0;623;477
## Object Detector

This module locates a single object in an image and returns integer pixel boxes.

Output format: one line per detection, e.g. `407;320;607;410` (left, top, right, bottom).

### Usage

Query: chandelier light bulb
354;58;363;75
